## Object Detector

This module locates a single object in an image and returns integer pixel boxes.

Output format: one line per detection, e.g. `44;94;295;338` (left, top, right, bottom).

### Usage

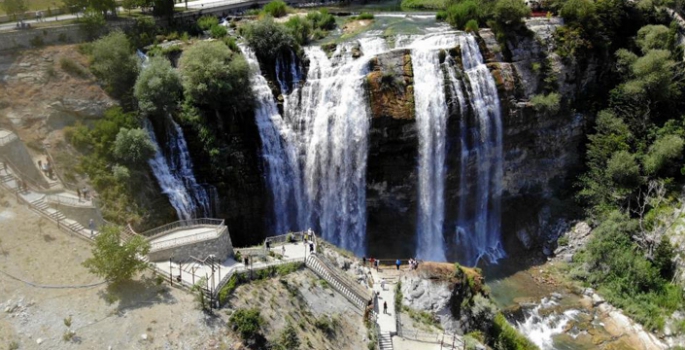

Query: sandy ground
0;195;234;350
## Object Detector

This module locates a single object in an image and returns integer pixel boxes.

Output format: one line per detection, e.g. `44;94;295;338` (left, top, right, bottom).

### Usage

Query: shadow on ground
98;276;178;312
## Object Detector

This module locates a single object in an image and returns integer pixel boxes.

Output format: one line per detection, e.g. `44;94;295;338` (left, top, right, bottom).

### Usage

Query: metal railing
45;193;95;208
305;254;371;311
399;329;464;348
142;218;225;239
212;256;305;298
149;227;224;251
317;253;373;301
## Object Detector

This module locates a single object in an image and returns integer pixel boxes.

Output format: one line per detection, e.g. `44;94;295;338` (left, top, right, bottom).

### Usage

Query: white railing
149;228;223;251
399;329;464;348
45;194;95;208
305;254;370;311
212;256;304;297
142;218;225;239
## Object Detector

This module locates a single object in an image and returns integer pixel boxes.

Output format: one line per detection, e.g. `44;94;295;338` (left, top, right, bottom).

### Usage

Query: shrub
229;308;263;340
357;12;375;20
606;150;640;186
210;24;228;38
557;236;569;246
305;9;336;30
128;16;156;48
464;19;479;32
80;8;107;41
59;57;89;78
112;164;131;182
285;15;313;45
530;92;561;115
446;0;479;30
490;313;538;349
436;10;447;21
242;17;298;63
492;0;530;28
197;15;219;30
263;0;288;17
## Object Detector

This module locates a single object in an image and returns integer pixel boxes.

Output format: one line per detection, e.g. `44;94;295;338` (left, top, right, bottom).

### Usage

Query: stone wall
0;134;48;188
148;227;234;263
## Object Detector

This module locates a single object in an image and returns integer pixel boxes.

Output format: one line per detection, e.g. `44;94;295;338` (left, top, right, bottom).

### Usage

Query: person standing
383;301;387;314
89;219;95;238
374;258;379;272
362;256;367;267
396;259;401;270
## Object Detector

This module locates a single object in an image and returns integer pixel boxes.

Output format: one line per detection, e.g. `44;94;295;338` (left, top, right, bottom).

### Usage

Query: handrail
142;218;225;238
149;226;225;251
45;193;95;208
306;254;370;310
317;253;373;300
212;256;304;297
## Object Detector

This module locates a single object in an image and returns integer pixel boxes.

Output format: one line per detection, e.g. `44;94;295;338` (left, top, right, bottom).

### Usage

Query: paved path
0;14;79;32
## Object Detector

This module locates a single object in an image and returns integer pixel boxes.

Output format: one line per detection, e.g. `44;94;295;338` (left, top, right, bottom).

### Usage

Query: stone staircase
305;254;372;311
379;332;393;350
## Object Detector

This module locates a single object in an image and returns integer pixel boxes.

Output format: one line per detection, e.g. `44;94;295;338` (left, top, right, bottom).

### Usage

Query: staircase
305;254;372;311
379;331;393;350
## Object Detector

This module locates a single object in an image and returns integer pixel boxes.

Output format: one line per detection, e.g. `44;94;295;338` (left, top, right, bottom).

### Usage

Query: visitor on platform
362;256;367;266
383;301;388;314
395;259;401;270
374;258;379;272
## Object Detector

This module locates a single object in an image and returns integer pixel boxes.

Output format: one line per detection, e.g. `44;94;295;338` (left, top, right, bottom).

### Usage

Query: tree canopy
82;225;151;284
113;128;156;164
134;56;183;116
178;41;252;109
1;0;28;20
89;31;139;103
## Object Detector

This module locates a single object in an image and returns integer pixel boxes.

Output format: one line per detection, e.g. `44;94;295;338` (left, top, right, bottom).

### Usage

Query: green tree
62;0;86;18
492;0;530;28
1;0;28;21
197;15;219;30
134;56;183;116
127;16;157;48
242;16;297;63
643;134;684;174
90;31;139;103
178;41;252;109
80;7;107;41
530;92;561;115
622;49;678;103
82;225;151;284
113;128;156;164
606;150;640;187
636;25;672;53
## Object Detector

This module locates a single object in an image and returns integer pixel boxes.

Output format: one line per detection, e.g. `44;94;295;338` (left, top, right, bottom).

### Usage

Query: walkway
370;266;399;350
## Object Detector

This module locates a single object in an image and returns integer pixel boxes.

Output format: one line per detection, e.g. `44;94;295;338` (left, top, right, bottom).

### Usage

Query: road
0;13;80;32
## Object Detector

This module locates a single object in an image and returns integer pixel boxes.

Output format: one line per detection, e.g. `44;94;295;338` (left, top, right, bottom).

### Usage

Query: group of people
37;159;54;180
76;187;89;201
362;256;420;271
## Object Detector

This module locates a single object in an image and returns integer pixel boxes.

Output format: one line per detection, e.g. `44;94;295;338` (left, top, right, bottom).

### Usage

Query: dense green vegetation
134;56;183;116
82;225;151;284
88;31;139;106
553;0;685;333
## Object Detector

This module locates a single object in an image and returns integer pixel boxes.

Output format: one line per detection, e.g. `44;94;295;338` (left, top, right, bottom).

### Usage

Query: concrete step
379;332;393;350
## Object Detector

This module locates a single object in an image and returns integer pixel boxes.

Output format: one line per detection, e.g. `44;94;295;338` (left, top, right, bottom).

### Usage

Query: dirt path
0;195;233;349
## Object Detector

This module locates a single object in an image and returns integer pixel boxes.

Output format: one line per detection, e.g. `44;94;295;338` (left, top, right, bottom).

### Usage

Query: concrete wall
50;202;104;228
0;136;48;188
148;227;233;262
0;20;136;52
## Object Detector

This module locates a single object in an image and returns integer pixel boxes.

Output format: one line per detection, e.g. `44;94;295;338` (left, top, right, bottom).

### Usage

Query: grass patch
402;305;442;329
59;57;89;79
401;0;448;10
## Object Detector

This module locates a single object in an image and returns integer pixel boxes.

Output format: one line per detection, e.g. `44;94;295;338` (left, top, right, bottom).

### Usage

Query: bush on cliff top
242;17;298;63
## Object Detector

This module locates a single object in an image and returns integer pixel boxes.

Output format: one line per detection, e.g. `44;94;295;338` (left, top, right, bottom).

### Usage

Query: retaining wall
0;135;48;188
148;227;233;262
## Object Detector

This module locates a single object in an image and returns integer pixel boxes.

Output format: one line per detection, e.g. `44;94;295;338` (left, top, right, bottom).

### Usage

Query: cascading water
137;50;212;221
454;35;506;265
242;45;306;235
253;29;506;260
144;117;211;220
516;298;582;349
411;34;460;262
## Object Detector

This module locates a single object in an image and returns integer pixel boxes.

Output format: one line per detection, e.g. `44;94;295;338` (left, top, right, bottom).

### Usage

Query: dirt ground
0;194;235;350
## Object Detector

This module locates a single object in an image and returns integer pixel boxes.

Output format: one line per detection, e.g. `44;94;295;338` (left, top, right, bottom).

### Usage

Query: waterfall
411;39;452;261
454;35;506;265
299;41;375;255
242;45;306;235
144;117;211;220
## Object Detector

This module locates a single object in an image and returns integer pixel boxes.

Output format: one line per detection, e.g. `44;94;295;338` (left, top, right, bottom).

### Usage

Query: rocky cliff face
366;50;419;257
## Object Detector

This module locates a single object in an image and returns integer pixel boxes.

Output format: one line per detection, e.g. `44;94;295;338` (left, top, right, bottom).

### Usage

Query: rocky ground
0;192;373;350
